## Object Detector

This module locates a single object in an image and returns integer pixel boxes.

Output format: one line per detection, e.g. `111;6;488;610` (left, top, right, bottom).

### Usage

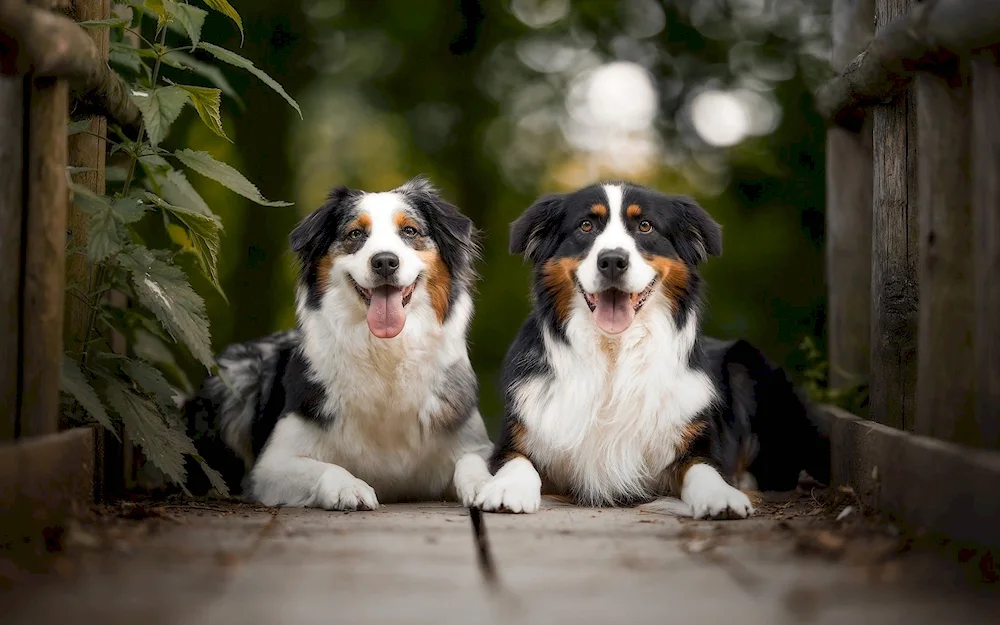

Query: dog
473;181;830;517
185;177;495;510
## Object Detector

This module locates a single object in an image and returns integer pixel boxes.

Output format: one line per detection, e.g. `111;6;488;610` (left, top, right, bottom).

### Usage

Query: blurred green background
173;0;832;430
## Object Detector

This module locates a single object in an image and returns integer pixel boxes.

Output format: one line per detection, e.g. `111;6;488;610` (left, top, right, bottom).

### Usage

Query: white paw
314;467;379;511
682;463;754;520
453;453;492;507
473;457;541;514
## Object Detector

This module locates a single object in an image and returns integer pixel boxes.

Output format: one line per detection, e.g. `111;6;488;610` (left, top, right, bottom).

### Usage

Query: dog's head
511;182;721;335
291;176;477;339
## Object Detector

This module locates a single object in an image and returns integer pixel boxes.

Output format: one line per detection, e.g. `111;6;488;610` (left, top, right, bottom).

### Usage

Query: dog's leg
249;415;378;511
453;453;492;506
474;456;542;514
680;463;753;519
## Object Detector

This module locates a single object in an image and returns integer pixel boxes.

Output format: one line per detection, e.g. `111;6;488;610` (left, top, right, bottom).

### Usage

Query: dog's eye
347;229;364;240
638;220;652;233
401;225;420;238
580;220;593;233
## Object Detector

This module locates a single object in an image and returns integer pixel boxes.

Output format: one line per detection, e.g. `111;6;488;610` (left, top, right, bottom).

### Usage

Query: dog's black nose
597;248;629;282
370;252;400;278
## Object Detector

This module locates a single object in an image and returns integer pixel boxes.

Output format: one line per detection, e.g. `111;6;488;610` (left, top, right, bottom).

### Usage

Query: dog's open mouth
579;280;655;335
350;277;417;339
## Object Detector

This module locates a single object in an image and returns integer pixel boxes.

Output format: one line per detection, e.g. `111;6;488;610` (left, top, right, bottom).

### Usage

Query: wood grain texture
65;0;110;355
914;64;976;444
20;76;69;438
870;0;918;432
972;51;1000;449
0;77;25;441
826;0;874;392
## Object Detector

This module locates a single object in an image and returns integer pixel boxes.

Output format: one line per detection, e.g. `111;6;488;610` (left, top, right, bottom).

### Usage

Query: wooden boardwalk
2;492;999;625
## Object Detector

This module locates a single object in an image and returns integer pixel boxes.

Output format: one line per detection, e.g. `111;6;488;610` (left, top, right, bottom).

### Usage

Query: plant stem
81;25;169;369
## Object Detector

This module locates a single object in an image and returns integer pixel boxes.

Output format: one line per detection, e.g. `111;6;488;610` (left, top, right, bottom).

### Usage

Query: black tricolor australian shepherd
185;177;495;510
474;182;829;518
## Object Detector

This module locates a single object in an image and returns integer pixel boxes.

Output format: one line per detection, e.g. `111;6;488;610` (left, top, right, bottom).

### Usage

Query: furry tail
184;329;301;495
703;338;831;492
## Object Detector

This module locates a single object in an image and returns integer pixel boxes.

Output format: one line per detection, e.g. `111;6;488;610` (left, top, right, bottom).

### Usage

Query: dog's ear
510;193;566;263
404;176;480;275
290;186;353;264
671;196;722;265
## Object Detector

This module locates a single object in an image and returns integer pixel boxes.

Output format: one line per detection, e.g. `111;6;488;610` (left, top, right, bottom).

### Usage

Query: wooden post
914;62;976;444
826;0;874;393
19;76;70;437
972;50;1000;449
0;77;25;441
870;0;919;431
65;0;111;355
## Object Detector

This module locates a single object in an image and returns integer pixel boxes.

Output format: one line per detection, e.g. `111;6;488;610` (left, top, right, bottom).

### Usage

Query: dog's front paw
473;457;541;514
314;467;379;511
682;463;754;520
454;453;492;507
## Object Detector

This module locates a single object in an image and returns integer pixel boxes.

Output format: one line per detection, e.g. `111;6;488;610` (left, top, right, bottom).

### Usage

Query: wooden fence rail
822;0;1000;546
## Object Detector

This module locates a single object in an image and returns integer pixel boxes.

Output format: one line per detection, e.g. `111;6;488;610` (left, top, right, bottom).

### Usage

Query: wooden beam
914;63;976;444
870;0;919;432
818;405;1000;549
19;76;69;438
972;51;1000;449
64;0;109;356
0;76;24;441
816;0;1000;127
826;0;874;393
0;0;141;133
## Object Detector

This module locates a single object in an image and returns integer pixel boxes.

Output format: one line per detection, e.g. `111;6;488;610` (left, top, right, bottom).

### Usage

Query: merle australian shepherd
474;182;829;518
185;177;495;510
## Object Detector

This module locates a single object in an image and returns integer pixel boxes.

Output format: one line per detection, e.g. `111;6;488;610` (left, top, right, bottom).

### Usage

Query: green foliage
60;0;299;495
795;337;869;415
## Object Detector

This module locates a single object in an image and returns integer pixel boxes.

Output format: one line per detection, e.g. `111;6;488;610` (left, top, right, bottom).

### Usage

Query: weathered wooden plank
870;0;919;432
0;77;25;441
816;0;1000;126
914;64;976;444
0;427;95;561
820;405;1000;549
972;51;1000;450
826;0;874;392
65;0;110;355
19;77;69;438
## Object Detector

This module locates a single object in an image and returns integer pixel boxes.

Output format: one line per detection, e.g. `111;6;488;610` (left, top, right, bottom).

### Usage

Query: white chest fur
512;307;717;505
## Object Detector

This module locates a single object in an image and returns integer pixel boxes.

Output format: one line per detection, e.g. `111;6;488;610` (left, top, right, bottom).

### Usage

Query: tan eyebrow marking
626;204;642;219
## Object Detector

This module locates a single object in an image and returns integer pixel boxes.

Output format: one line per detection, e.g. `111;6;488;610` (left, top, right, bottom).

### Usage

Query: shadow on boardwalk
2;488;999;625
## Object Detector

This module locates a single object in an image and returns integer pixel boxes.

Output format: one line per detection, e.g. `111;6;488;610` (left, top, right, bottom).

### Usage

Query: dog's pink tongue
594;290;634;334
367;286;406;339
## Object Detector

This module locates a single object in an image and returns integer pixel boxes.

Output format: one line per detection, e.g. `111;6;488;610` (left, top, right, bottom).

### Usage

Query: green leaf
162;51;242;106
166;1;207;48
103;376;193;487
173;84;230;141
118;245;214;369
112;197;151;224
199;0;244;43
86;203;124;263
60;355;117;435
133;86;189;147
78;18;129;29
198;42;302;118
145;192;224;293
195;456;230;496
143;0;170;30
132;328;193;394
67;119;91;135
122;357;179;412
160;168;213;216
173;149;292;207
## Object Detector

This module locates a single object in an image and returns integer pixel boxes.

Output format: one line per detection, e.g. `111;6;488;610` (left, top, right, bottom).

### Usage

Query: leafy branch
60;0;300;495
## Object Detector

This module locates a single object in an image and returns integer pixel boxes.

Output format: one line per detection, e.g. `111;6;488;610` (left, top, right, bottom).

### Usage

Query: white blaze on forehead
339;191;425;289
576;184;656;294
